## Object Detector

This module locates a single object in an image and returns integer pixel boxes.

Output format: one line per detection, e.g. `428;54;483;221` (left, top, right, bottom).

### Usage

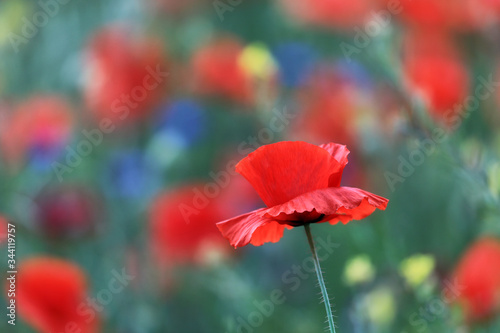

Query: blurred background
1;0;500;332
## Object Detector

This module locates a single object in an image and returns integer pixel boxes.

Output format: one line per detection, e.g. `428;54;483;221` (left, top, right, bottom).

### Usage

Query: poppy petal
236;141;342;207
216;208;276;248
320;143;350;165
264;186;388;225
250;221;287;246
328;197;380;224
320;143;350;187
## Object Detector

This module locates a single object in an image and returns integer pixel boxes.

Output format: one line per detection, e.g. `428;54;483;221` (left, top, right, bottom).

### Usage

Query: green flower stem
304;224;336;333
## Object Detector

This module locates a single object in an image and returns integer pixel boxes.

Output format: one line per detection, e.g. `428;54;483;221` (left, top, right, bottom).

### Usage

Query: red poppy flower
150;185;232;267
0;96;73;167
403;33;469;125
278;0;377;30
216;141;388;248
84;25;168;122
191;37;253;105
452;237;500;322
15;257;99;333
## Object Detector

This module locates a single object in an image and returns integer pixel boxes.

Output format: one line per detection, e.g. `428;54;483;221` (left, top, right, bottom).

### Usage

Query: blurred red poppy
393;0;477;31
0;95;73;168
403;33;469;125
453;237;500;322
15;257;99;333
216;141;388;248
278;0;377;30
84;26;168;123
150;185;232;267
0;215;7;245
477;0;500;18
291;67;361;147
191;37;253;105
212;157;264;214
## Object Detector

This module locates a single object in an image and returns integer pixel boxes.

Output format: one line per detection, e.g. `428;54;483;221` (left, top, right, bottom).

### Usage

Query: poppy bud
35;185;100;239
